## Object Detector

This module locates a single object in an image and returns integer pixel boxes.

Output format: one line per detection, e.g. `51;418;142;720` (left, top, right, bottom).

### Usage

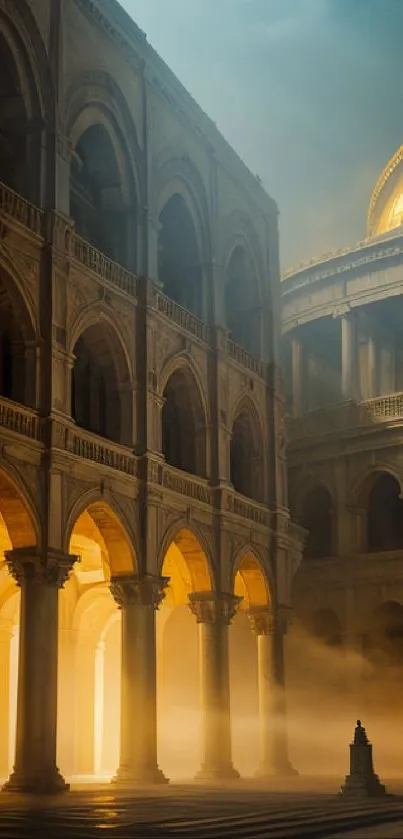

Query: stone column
248;608;297;777
57;628;76;779
0;618;14;779
3;548;77;793
367;334;378;399
188;593;240;780
110;575;168;786
291;337;303;417
74;631;98;777
341;313;358;400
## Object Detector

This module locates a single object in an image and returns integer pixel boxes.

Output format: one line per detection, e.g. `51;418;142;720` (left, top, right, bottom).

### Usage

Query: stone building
282;145;403;681
0;0;304;793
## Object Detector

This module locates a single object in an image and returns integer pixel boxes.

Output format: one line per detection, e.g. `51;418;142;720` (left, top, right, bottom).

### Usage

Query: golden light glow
161;528;212;606
367;146;403;236
69;503;136;577
0;469;37;549
234;553;270;611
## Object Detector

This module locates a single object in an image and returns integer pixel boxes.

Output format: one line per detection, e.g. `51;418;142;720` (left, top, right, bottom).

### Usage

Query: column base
340;773;386;798
2;767;69;795
112;765;169;788
194;764;240;782
255;760;299;779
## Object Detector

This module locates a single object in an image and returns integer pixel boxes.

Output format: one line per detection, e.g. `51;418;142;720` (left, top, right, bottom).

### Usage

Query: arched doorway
300;486;333;559
158;527;212;779
225;246;261;357
0;268;37;408
158;194;203;318
367;473;403;552
0;468;38;779
230;407;262;501
161;368;207;477
70;122;136;267
58;500;136;781
0;25;41;201
231;552;271;776
71;322;132;445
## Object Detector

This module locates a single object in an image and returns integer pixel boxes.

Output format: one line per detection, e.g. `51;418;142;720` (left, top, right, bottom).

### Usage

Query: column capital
110;574;169;610
5;548;78;589
248;607;277;636
188;592;241;625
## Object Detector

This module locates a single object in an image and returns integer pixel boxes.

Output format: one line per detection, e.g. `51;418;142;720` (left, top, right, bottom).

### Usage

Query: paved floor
1;782;403;838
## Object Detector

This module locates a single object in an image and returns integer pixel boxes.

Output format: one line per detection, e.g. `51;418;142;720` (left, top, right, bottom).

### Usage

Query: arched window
158;194;203;318
367;473;403;552
230;410;261;501
71;326;127;444
309;609;342;647
301;486;332;559
0;31;39;200
70;124;135;267
161;370;206;477
225;246;261;357
0;270;35;406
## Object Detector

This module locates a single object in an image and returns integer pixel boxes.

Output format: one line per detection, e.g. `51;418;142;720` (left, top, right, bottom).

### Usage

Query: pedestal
341;720;386;797
248;608;297;778
111;575;169;787
189;593;240;781
3;548;77;794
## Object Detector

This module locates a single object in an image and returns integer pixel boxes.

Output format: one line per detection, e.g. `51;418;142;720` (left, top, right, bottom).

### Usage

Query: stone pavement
0;782;403;838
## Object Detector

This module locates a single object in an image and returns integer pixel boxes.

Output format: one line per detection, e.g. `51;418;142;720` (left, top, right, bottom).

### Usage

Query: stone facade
282;144;403;661
0;0;304;791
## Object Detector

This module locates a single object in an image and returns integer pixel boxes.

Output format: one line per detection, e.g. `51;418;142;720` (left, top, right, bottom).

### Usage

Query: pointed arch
66;71;141;269
159;522;214;607
229;393;265;501
0;261;38;406
65;492;137;577
160;357;209;477
69;306;134;445
232;548;272;612
0;464;39;550
0;0;53;201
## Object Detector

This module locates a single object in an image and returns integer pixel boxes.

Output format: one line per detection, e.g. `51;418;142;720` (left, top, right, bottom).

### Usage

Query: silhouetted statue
341;720;386;797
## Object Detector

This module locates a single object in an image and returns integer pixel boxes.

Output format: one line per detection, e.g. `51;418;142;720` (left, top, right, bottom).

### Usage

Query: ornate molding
110;574;169;609
188;592;241;625
247;607;276;636
5;548;78;589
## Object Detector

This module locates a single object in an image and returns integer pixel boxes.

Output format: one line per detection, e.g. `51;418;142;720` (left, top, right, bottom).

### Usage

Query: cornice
282;234;403;293
73;0;275;217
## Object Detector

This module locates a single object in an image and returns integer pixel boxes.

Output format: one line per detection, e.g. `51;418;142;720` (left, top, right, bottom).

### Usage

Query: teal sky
119;0;403;270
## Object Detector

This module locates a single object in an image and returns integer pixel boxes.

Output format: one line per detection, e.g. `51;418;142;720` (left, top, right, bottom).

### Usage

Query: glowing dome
367;145;403;237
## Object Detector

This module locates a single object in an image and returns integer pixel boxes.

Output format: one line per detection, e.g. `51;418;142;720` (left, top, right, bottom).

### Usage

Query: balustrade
226;339;266;379
64;425;137;476
72;235;137;296
287;391;403;442
0;396;40;441
155;290;210;344
0;182;43;237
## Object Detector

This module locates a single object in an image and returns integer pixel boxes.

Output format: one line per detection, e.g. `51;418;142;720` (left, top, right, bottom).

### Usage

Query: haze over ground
119;0;403;271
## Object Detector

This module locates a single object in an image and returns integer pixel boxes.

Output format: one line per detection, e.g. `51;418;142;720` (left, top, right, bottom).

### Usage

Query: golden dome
367;145;403;237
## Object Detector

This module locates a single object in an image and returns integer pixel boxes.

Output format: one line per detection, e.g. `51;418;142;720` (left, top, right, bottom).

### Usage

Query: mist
156;607;403;783
119;0;403;271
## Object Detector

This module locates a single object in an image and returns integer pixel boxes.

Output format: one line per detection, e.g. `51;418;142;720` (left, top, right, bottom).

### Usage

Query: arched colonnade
0;466;290;792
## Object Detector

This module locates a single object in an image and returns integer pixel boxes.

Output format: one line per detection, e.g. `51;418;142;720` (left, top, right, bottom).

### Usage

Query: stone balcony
0;179;268;384
0;396;41;444
51;419;138;478
287;391;403;445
